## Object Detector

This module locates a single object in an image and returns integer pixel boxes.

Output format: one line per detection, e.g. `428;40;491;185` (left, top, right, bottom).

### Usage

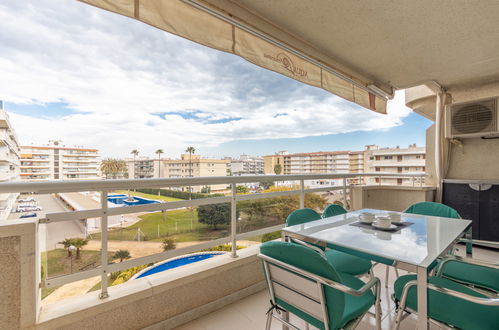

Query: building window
375;167;380;172
416;155;421;159
384;156;393;160
375;156;380;160
370;156;374;160
397;178;403;185
375;177;380;183
397;155;403;162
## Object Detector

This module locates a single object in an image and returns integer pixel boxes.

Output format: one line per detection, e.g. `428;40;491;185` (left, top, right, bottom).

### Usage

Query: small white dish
372;222;397;231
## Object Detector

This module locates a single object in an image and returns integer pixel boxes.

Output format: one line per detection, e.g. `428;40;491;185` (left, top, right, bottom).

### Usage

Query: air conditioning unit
445;97;499;138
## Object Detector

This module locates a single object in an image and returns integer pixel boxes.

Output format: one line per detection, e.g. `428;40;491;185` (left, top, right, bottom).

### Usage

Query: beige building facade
159;154;230;192
364;144;426;186
20;140;100;181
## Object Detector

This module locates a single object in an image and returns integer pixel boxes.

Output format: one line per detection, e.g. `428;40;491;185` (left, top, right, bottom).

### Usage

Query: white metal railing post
342;178;347;208
299;179;305;209
99;190;109;299
230;183;237;258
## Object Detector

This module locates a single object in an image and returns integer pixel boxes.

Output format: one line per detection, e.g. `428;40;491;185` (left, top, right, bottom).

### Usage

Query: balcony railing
0;172;425;301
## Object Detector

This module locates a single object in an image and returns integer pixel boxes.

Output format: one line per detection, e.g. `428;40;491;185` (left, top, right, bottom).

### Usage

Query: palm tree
185;146;196;200
100;158;128;179
155;149;164;196
59;238;74;257
71;238;88;259
155;149;164;178
113;249;131;262
131;149;139;179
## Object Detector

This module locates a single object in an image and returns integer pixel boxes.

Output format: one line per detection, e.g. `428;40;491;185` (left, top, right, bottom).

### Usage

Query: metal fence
0;172;425;299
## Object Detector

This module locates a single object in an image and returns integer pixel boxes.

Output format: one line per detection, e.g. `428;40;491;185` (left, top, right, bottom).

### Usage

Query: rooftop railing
0;172;425;301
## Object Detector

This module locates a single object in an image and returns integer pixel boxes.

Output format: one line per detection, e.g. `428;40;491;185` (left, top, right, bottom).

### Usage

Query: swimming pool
108;194;159;206
133;252;225;279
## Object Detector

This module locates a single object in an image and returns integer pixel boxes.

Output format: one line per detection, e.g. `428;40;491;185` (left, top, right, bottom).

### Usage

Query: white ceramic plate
372;223;397;231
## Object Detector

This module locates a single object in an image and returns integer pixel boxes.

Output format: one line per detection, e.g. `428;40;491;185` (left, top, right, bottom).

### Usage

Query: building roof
20;145;99;152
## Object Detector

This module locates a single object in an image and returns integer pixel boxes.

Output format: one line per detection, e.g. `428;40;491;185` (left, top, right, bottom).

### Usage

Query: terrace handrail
6;172;426;299
0;172;424;193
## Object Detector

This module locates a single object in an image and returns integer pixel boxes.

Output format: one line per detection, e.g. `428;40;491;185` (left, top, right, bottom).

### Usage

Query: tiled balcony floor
175;246;498;330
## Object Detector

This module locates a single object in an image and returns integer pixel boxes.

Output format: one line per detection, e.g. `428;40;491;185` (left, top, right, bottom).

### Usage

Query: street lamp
69;245;76;273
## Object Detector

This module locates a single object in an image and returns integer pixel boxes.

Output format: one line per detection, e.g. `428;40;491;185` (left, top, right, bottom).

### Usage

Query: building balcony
0;173;458;330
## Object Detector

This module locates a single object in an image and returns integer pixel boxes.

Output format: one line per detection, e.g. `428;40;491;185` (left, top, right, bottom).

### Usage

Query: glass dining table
281;208;473;329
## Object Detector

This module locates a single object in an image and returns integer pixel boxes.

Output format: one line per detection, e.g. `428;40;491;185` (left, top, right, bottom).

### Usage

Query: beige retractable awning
79;0;388;114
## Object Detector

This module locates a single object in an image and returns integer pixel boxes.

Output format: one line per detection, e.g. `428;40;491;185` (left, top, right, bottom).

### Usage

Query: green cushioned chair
393;274;499;330
403;201;460;219
322;204;347;218
259;241;381;330
286;209;373;276
437;255;499;293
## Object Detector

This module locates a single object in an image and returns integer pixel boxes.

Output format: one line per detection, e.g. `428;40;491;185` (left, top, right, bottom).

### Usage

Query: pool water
108;194;159;206
135;253;224;279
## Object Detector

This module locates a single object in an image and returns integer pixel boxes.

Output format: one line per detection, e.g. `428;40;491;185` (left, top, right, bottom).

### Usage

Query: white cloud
0;0;412;158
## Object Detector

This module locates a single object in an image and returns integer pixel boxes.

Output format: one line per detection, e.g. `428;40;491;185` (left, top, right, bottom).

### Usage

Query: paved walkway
86;239;260;258
42;276;101;305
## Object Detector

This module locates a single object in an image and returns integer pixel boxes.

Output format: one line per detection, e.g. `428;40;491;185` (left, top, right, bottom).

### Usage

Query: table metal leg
416;267;429;329
465;227;473;258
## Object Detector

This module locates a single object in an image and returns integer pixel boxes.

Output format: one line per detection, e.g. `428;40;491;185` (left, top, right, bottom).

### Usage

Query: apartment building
263;151;285;174
364;144;426;186
229;154;264;175
126;157;155;179
20;140;100;181
0;101;21;220
264;151;364;188
160;154;230;192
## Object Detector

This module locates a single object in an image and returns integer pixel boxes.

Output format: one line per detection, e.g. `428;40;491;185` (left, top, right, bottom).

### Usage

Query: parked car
16;206;42;212
18;197;35;203
20;212;37;218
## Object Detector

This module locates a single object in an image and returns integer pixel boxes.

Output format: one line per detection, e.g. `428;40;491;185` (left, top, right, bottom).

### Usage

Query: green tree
100;158;128;179
198;203;238;229
273;164;282;175
113;249;131;262
155;149;164;177
236;185;249;194
161;238;176;251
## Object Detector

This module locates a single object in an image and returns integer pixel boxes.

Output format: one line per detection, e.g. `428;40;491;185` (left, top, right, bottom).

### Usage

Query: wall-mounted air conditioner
445;97;499;138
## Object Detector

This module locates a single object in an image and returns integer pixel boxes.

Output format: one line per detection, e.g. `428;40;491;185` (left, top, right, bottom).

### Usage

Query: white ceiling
215;0;499;91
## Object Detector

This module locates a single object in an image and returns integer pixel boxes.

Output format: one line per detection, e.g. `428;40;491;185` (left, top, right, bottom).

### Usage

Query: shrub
201;244;244;252
261;231;282;243
162;238;176;251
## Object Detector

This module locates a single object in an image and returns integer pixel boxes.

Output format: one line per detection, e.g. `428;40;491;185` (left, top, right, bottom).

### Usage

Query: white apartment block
364;144;426;186
156;154;230;192
229;154;264;175
0;101;21;220
20;140;100;181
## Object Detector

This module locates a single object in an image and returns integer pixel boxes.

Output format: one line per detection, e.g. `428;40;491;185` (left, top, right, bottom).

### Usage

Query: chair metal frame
435;254;499;296
394;263;499;330
259;253;382;330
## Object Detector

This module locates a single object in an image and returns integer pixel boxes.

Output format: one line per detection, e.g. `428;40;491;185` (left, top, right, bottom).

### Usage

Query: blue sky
0;0;432;158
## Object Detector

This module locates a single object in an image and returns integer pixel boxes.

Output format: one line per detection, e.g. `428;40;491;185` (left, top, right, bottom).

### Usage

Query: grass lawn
113;190;183;202
43;249;113;278
93;208;229;242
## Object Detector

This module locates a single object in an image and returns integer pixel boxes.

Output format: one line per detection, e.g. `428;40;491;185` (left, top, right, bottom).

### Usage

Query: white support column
99;190;109;299
342;178;347;209
299;179;305;209
230;183;237;258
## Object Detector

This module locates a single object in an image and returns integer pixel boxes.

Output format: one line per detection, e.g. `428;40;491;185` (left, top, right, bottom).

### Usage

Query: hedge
136;188;224;200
